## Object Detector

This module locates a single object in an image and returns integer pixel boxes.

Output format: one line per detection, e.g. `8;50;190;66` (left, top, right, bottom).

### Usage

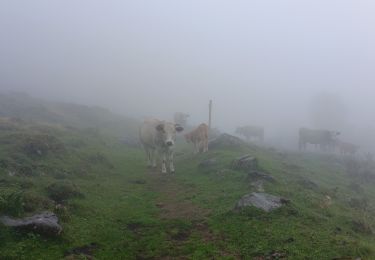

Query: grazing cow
235;125;264;142
337;141;359;155
184;123;209;153
139;119;184;173
299;128;340;151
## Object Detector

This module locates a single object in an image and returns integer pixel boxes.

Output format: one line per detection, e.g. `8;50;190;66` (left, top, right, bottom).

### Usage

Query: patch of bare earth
148;173;209;220
147;173;240;259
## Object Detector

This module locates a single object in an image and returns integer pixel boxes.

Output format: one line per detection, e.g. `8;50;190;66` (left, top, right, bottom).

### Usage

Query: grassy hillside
0;96;374;259
0;92;139;138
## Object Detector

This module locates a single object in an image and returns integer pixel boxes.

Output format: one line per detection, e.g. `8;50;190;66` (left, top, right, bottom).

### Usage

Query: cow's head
330;131;341;140
156;122;184;147
329;131;341;147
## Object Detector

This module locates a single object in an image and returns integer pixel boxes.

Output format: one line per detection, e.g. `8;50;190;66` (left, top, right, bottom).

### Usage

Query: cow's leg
161;152;167;173
144;147;152;167
151;148;157;168
204;138;208;152
194;142;199;154
203;139;207;152
198;140;203;153
168;151;175;173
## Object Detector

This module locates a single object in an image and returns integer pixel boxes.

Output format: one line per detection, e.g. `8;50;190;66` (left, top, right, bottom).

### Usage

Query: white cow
139;119;184;173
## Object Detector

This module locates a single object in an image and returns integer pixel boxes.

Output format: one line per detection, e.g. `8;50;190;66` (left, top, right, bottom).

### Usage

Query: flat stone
0;211;62;236
232;154;258;172
235;192;289;212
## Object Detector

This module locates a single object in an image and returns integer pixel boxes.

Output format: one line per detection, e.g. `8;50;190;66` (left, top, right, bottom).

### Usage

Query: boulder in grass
235;192;289;212
0;211;62;236
231;154;258;172
208;134;245;149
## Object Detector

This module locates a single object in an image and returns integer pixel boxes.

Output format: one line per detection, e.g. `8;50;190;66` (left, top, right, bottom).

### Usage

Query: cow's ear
156;124;164;132
175;124;184;132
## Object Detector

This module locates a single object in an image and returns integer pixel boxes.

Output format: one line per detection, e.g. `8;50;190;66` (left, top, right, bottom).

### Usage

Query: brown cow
184;123;209;154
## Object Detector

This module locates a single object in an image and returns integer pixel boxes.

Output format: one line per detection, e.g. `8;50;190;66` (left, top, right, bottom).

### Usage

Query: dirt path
145;172;240;259
147;173;210;221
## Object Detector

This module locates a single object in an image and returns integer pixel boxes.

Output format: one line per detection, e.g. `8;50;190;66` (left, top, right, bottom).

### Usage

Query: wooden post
208;100;212;130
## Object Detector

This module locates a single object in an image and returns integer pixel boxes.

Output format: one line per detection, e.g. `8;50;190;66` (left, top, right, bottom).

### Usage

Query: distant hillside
0;92;139;138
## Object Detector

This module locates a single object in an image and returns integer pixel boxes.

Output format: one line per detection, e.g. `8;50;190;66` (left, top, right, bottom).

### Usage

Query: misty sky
1;1;375;137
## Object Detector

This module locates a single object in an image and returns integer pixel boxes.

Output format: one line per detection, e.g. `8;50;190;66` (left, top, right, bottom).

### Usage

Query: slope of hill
0;92;140;138
0;96;374;259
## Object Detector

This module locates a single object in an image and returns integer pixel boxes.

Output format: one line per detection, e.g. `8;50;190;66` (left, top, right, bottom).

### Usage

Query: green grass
0;116;374;259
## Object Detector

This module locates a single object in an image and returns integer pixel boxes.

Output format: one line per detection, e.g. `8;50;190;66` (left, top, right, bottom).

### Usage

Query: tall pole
208;100;212;130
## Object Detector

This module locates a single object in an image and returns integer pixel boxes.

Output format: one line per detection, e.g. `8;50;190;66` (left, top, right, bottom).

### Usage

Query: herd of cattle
298;128;359;155
139;118;359;173
237;126;360;155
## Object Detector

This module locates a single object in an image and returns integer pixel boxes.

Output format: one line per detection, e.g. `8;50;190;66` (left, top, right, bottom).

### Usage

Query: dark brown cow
299;128;340;151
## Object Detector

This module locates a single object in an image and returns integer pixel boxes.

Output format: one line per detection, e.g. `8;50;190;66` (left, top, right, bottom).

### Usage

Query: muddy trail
142;171;240;259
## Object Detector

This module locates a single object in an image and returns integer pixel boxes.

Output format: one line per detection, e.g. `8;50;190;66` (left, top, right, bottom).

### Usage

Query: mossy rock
46;181;83;203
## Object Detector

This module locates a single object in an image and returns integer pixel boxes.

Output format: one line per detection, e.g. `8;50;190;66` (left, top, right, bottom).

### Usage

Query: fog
1;1;375;150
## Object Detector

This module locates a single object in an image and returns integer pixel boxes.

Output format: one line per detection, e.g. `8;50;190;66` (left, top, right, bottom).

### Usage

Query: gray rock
209;134;245;149
235;192;289;212
199;158;218;168
232;154;258;172
0;211;62;236
247;171;276;183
